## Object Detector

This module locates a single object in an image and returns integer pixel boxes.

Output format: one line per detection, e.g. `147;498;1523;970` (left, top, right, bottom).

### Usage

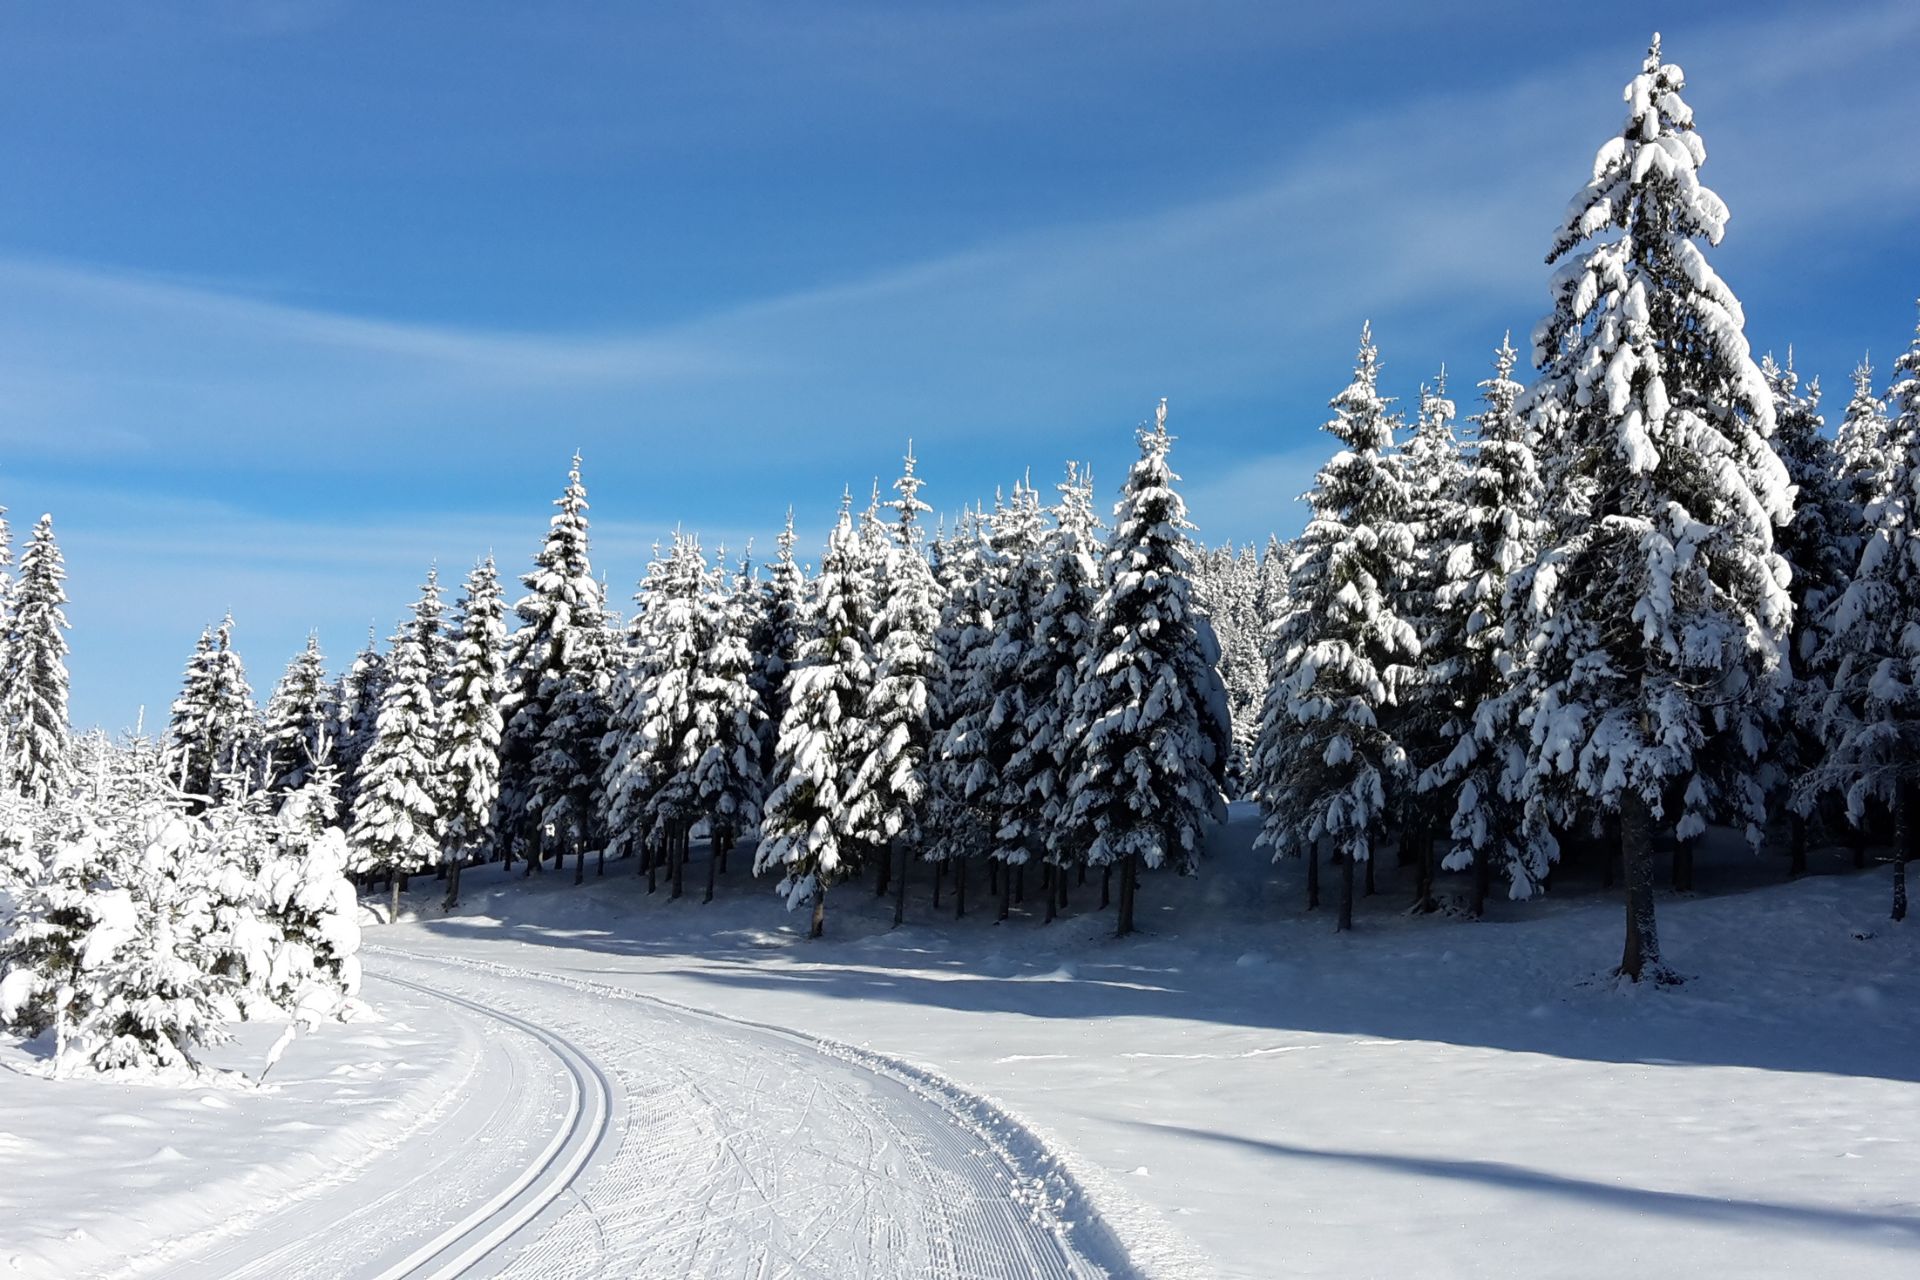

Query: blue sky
2;1;1916;730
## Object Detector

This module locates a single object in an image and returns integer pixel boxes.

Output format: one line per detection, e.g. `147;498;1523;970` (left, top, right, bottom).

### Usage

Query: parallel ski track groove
369;972;618;1280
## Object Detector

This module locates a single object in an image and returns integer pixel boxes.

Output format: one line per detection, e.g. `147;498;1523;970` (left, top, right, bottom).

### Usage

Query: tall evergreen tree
349;629;440;921
1027;465;1104;884
1417;337;1548;912
166;615;259;808
1818;311;1920;921
627;533;715;897
334;631;387;816
0;515;70;805
500;454;603;869
931;505;1007;903
846;445;945;926
757;500;877;937
1253;327;1421;931
1514;36;1793;979
1063;401;1229;937
438;556;507;909
693;549;770;901
1836;357;1893;519
754;511;810;782
1763;353;1854;870
987;484;1055;903
261;634;334;795
1391;371;1468;909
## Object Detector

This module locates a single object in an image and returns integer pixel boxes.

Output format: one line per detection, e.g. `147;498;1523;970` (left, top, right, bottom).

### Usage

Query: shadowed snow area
5;806;1919;1278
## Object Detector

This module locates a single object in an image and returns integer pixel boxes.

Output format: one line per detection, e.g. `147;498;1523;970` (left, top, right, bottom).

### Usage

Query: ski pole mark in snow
366;944;1134;1279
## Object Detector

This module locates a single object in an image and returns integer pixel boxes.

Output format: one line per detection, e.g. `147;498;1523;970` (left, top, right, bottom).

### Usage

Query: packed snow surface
4;807;1919;1278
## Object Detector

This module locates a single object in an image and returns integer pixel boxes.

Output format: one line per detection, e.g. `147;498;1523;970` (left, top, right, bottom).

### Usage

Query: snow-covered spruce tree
500;454;603;872
412;565;456;698
1416;336;1549;913
1063;401;1229;937
1252;328;1420;931
845;445;945;926
1514;36;1793;980
1837;357;1893;521
1207;541;1267;798
166;614;260;810
438;556;506;909
334;631;387;815
1389;372;1468;909
1817;311;1920;921
532;589;615;885
626;533;715;898
348;630;440;921
601;545;665;872
262;634;334;795
0;514;71;805
980;483;1054;919
1025;464;1104;904
254;766;363;1026
1763;352;1854;871
754;511;811;782
930;504;1008;912
757;499;877;937
692;550;769;902
1;802;239;1076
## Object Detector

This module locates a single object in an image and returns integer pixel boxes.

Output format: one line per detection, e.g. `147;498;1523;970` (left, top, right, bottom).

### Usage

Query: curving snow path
367;945;1122;1280
136;942;1125;1279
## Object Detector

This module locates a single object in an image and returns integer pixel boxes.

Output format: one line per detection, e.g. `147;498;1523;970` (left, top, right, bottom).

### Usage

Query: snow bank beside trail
0;983;470;1279
383;807;1920;1279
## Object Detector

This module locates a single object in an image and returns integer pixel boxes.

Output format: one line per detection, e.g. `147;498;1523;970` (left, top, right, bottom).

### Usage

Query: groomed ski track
140;943;1129;1279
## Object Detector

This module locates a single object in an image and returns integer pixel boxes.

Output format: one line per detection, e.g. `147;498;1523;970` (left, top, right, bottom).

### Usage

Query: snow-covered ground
6;806;1919;1278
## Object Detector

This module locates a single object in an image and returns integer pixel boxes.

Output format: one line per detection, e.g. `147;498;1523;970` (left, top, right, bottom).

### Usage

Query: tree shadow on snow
410;822;1920;1086
1125;1122;1920;1245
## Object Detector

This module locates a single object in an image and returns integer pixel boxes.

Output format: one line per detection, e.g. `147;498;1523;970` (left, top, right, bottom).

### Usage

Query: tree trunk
933;857;945;909
1057;863;1070;911
1411;823;1437;913
1043;864;1057;924
1671;833;1695;893
1619;789;1666;982
810;882;826;939
989;861;1000;897
671;826;686;900
1852;823;1868;870
1100;864;1112;910
1306;843;1320;911
1078;863;1087;886
1014;866;1025;905
1116;853;1138;938
955;857;968;919
390;873;402;924
1894;790;1910;923
574;831;586;885
997;862;1012;923
1364;853;1376;897
706;834;722;904
1470;843;1488;919
444;856;464;912
875;844;892;898
647;833;658;894
1788;811;1807;878
1335;852;1353;932
892;840;908;928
